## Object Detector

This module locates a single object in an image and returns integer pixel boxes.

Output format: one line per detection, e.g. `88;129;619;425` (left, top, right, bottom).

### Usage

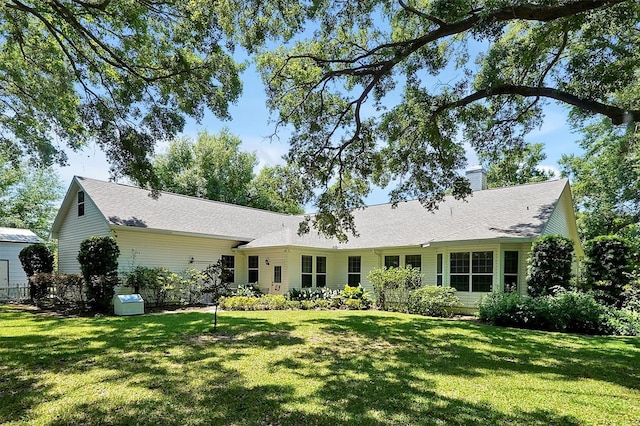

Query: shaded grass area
1;306;639;425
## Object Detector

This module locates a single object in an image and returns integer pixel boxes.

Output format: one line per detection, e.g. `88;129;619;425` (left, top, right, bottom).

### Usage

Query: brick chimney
466;165;487;191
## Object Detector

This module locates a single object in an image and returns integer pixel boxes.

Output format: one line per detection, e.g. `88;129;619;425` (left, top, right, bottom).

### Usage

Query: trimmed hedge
527;234;574;297
407;286;460;318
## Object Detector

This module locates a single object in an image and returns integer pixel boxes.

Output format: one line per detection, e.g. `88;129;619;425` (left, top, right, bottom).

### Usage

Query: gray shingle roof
64;177;569;249
242;179;570;249
0;227;43;244
75;177;301;241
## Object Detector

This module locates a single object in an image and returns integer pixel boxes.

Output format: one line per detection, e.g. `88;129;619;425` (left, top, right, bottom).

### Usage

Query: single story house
0;227;43;300
51;171;582;309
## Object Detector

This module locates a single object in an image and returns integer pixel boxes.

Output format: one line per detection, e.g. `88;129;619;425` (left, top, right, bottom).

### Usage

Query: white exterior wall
113;228;243;282
0;242;31;286
236;248;291;294
56;187;111;274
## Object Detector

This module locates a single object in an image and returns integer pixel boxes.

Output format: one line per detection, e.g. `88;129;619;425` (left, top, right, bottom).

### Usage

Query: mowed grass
1;306;639;426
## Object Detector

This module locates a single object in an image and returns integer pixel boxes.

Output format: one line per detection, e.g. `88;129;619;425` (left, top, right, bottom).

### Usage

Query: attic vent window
77;191;85;217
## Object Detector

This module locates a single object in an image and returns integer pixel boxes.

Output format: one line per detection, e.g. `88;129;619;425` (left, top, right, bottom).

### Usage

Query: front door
0;260;9;300
269;265;283;294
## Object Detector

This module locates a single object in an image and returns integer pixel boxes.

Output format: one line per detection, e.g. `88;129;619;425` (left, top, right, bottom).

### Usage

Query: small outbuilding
0;227;43;301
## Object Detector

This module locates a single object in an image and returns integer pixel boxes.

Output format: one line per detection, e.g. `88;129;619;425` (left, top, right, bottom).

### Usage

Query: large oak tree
221;0;639;240
1;0;242;185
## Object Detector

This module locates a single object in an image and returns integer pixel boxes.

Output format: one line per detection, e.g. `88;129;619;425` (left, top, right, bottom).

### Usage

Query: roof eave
109;223;253;243
423;237;537;247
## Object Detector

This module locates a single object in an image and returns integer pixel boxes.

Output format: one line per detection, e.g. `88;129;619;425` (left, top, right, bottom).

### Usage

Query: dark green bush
20;244;55;302
19;244;54;277
479;290;640;335
600;308;640;336
527;235;574;297
77;236;120;313
584;235;633;307
407;286;460;318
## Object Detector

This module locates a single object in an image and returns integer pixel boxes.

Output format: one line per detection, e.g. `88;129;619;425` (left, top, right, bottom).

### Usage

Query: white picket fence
0;283;29;301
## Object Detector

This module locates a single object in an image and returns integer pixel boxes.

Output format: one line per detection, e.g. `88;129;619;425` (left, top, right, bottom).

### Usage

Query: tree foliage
478;142;555;188
527;234;574;297
0;0;242;186
560;119;640;241
220;0;640;240
248;165;305;215
154;130;257;205
583;235;633;307
0;158;63;238
153;130;304;213
201;259;233;331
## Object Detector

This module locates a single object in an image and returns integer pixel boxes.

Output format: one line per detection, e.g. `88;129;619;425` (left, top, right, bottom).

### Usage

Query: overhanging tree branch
433;85;640;125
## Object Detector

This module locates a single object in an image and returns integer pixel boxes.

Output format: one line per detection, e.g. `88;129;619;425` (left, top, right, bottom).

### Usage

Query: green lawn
1;306;639;425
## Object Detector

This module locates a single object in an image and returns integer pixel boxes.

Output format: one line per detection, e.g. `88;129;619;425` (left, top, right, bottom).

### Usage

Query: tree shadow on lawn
0;307;635;425
303;313;640;391
0;309;303;424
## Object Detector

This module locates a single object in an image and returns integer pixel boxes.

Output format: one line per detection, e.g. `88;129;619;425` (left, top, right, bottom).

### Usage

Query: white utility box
113;294;145;316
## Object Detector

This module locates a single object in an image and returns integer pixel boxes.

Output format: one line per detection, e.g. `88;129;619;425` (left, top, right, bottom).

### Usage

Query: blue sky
55;61;582;206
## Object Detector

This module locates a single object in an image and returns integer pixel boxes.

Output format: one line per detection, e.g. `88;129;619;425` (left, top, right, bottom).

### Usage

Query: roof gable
53;177;300;241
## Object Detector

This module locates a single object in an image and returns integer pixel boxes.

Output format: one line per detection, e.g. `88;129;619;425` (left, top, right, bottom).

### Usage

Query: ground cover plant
1;306;639;425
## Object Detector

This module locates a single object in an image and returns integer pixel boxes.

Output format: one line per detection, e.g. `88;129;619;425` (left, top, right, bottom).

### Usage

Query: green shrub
235;284;262;297
51;274;85;305
478;290;639;335
125;266;157;294
77;236;120;313
29;273;54;305
85;275;120;314
287;287;340;302
179;268;207;305
584;235;633;307
300;300;316;310
19;244;54;277
622;282;640;312
343;298;365;310
77;236;120;279
220;294;288;310
407;286;460;318
527;235;574;297
547;290;607;334
341;284;372;308
368;266;422;311
600;308;640;336
20;244;55;303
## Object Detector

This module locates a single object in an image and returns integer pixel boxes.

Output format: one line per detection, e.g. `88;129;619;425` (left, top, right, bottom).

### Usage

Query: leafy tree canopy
219;0;639;240
560;119;640;241
0;157;63;238
479;142;555;188
0;0;242;185
153;130;304;214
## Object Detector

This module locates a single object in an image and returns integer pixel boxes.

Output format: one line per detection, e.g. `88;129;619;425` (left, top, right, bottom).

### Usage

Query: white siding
114;229;242;279
238;249;290;294
0;242;30;285
543;194;571;238
57;187;110;274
